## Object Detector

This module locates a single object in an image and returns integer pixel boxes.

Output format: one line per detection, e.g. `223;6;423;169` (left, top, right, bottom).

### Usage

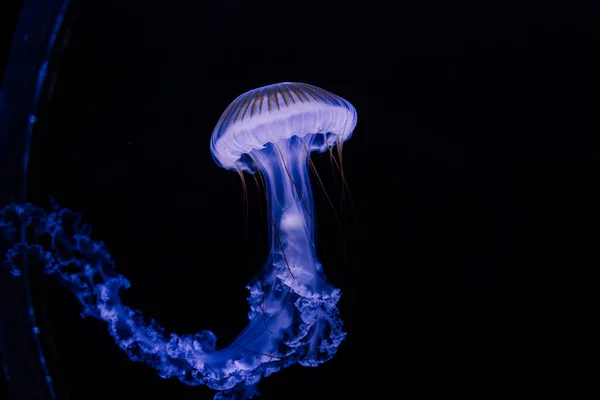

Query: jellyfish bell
210;82;357;173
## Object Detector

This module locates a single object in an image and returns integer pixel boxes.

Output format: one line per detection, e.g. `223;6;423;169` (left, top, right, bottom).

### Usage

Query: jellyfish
1;82;357;398
209;81;357;364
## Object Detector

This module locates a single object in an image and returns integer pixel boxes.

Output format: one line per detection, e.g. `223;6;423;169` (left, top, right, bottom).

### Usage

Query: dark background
1;0;596;398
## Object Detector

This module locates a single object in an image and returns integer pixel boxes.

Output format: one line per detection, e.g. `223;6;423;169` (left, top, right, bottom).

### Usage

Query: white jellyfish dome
210;82;357;172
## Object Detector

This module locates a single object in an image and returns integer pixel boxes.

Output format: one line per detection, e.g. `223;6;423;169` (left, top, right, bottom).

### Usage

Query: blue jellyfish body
1;80;357;398
210;81;357;384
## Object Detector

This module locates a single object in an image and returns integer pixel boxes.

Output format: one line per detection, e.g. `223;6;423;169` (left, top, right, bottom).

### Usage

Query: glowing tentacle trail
0;82;356;399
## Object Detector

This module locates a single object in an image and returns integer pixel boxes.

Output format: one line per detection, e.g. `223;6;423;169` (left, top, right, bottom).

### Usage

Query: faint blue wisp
0;1;71;399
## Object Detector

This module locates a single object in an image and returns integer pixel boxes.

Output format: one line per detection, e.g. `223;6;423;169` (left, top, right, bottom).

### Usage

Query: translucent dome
210;82;357;171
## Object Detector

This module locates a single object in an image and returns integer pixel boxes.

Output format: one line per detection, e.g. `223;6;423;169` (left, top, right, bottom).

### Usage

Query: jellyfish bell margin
0;82;357;400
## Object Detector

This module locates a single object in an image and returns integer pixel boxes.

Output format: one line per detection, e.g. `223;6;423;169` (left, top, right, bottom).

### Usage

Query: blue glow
1;82;356;398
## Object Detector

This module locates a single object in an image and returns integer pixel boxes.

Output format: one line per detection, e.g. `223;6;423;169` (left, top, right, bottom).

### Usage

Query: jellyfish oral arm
232;134;347;365
213;148;346;380
251;137;327;292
